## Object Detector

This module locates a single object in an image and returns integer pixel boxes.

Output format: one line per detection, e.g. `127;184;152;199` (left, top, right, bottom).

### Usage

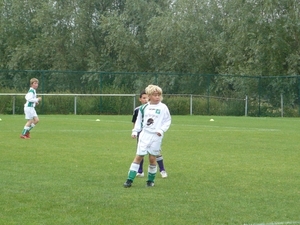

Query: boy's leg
156;154;168;178
21;125;30;136
146;155;157;187
138;158;144;173
21;111;38;138
23;123;35;138
124;162;139;188
28;123;36;131
28;117;39;131
136;135;144;177
156;155;165;172
25;117;39;137
124;156;143;188
136;158;144;177
22;124;36;137
127;162;140;180
21;119;32;138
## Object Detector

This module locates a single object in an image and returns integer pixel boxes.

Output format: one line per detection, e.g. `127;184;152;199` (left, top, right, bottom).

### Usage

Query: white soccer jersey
24;88;39;108
132;102;171;136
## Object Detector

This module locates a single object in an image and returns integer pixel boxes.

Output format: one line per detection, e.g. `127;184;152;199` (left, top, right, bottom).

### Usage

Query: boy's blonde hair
145;84;163;101
30;78;39;85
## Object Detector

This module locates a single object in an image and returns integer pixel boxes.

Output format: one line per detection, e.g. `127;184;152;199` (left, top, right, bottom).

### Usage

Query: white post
13;96;15;115
133;95;136;111
74;96;77;115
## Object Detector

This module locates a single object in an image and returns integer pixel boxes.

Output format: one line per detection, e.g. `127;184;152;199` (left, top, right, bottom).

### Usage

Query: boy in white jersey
20;78;42;139
132;91;168;178
124;84;171;188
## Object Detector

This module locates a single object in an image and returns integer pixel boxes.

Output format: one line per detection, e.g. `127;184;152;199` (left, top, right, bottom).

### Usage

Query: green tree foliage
101;0;170;72
215;0;300;76
0;0;300;94
146;0;221;73
1;0;299;74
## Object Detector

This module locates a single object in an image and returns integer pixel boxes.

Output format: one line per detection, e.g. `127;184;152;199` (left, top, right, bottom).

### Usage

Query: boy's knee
134;155;144;163
149;155;157;164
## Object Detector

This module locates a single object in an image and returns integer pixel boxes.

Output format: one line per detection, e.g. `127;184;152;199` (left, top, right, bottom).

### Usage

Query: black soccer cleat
146;180;155;187
123;179;133;188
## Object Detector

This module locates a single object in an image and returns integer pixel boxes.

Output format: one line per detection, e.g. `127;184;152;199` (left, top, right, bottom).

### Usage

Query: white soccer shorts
136;131;163;156
24;107;38;120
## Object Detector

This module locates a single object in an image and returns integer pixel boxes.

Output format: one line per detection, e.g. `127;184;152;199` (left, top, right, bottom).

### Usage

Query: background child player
132;91;168;178
124;84;171;188
20;78;42;139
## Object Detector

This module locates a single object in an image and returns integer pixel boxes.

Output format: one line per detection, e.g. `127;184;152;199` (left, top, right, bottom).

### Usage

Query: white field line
172;124;279;131
170;128;279;132
244;221;300;225
49;130;129;133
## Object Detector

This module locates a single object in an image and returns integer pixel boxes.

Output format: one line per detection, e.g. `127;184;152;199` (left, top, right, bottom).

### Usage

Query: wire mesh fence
0;70;299;116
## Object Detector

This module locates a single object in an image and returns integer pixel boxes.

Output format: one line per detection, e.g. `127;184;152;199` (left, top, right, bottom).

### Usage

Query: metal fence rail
0;93;136;115
0;93;289;117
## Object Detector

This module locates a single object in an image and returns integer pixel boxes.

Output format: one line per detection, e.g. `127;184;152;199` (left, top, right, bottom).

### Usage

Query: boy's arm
132;107;139;128
25;91;40;103
157;107;171;135
132;110;143;137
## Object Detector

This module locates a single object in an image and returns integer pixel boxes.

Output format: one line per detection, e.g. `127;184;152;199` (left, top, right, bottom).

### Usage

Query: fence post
74;96;77;115
99;72;103;114
207;75;210;115
41;70;45;114
190;94;193;115
281;93;283;117
13;96;15;115
245;95;248;116
133;95;136;112
258;77;261;117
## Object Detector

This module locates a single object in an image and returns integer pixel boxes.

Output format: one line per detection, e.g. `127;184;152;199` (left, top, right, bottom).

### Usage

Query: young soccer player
132;91;168;178
124;84;171;188
20;78;42;139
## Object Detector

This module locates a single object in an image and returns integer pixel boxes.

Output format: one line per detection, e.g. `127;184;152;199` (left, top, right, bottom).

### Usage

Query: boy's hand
131;131;138;139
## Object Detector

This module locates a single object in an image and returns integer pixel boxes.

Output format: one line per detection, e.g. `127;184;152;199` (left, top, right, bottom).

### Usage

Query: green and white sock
21;126;30;135
128;163;139;180
147;164;157;182
28;123;35;131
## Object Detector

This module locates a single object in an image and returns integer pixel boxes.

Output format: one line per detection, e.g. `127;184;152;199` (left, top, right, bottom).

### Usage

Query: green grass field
1;115;300;225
